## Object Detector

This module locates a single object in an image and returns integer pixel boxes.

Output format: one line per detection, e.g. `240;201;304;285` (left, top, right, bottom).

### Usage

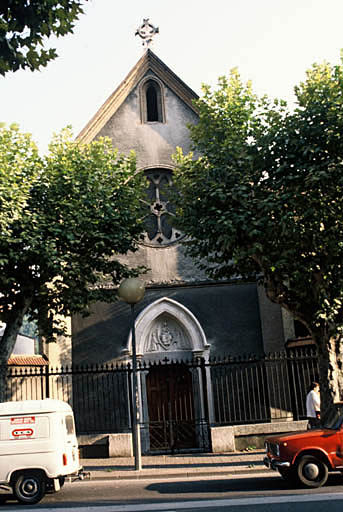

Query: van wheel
296;455;328;488
13;471;46;504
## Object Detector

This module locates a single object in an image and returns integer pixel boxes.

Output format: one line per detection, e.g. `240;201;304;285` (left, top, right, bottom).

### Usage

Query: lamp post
117;278;145;471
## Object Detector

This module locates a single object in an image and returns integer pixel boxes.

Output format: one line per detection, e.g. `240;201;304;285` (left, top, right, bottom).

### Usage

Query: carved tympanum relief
144;315;191;352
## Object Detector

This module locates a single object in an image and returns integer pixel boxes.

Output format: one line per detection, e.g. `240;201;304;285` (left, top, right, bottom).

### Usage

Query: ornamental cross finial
135;18;159;48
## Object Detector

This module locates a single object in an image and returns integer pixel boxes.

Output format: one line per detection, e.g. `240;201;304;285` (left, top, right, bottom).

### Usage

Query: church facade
67;46;295;454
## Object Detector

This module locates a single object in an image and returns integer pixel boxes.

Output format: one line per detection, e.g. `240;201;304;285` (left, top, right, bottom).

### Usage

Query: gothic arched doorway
146;363;196;451
123;297;212;453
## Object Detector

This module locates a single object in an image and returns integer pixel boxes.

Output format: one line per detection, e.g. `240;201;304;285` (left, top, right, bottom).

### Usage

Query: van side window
65;415;75;435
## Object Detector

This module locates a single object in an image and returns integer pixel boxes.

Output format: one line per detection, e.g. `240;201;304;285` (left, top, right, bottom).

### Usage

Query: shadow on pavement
146;473;343;495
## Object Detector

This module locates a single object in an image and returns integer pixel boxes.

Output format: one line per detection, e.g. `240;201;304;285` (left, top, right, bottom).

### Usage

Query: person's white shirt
306;389;320;417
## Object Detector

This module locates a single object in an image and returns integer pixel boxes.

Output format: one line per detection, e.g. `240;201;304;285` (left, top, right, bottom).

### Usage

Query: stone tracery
141;169;184;247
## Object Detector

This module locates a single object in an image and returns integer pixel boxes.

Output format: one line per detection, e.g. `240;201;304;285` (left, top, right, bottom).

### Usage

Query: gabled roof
77;49;199;144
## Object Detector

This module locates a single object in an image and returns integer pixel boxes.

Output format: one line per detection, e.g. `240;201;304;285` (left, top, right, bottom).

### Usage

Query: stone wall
210;420;308;452
78;420;308;458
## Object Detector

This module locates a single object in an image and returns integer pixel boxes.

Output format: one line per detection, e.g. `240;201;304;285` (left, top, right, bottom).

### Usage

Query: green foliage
173;58;343;341
0;1;87;75
0;125;146;353
0;123;40;236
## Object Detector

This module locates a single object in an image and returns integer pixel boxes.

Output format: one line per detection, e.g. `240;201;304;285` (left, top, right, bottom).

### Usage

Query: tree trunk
313;331;343;417
0;295;32;402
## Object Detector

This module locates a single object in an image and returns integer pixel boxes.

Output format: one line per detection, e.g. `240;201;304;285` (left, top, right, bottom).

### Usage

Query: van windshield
65;414;75;435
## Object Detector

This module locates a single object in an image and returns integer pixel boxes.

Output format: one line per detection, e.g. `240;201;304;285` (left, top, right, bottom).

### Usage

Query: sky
1;0;343;154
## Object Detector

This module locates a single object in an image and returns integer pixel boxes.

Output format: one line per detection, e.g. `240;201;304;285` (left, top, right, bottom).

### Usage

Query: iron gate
146;363;196;451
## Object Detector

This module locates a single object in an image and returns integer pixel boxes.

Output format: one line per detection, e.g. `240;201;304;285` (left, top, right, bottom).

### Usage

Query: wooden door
146;364;196;451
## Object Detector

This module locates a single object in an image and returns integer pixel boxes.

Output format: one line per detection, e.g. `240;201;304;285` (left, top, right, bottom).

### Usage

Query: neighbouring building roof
7;355;49;366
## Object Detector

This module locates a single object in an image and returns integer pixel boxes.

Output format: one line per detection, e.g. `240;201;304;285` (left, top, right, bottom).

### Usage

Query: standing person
306;382;320;429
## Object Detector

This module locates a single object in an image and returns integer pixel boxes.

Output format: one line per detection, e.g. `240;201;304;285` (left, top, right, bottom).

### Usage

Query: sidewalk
81;449;268;480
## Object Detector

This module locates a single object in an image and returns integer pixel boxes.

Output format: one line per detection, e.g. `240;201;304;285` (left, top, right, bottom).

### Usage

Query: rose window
141;169;184;247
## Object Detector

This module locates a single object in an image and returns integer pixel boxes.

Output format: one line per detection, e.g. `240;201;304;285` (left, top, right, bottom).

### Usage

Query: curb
86;466;269;481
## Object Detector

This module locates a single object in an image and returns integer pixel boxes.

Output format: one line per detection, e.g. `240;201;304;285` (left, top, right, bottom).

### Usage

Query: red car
264;404;343;488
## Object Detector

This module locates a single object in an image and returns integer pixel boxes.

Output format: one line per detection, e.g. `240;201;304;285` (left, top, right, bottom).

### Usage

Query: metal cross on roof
135;19;159;48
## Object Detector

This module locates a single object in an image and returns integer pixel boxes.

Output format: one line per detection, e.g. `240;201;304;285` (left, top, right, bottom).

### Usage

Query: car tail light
63;453;67;466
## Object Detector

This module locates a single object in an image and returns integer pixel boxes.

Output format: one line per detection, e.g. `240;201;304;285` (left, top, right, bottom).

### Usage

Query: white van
0;399;85;504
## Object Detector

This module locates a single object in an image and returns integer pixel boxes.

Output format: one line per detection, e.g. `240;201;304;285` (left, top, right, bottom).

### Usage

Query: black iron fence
6;363;132;435
6;347;319;436
210;346;319;425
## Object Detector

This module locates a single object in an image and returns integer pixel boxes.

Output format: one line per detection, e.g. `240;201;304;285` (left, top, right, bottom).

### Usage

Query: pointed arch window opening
146;85;159;121
140;78;165;124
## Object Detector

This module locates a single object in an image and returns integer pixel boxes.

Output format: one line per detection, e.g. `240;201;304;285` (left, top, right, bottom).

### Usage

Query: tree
0;126;146;376
0;0;87;75
0;123;40;234
173;58;343;415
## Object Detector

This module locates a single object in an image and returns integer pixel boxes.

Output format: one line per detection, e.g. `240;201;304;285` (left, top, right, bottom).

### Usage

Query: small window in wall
141;78;165;123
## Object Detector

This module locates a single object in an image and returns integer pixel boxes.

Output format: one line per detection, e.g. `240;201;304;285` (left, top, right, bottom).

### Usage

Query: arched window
140;78;165;123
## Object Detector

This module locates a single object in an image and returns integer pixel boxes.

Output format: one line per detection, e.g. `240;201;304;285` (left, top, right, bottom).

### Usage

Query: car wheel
296;455;328;488
13;471;46;504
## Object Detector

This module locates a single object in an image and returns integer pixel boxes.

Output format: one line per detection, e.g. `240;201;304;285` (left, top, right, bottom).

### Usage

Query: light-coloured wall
98;72;198;170
97;71;207;286
116;243;208;286
44;316;72;367
211;420;308;452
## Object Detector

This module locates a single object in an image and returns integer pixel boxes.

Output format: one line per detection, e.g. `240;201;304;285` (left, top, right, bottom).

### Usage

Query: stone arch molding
139;74;166;124
124;297;210;359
